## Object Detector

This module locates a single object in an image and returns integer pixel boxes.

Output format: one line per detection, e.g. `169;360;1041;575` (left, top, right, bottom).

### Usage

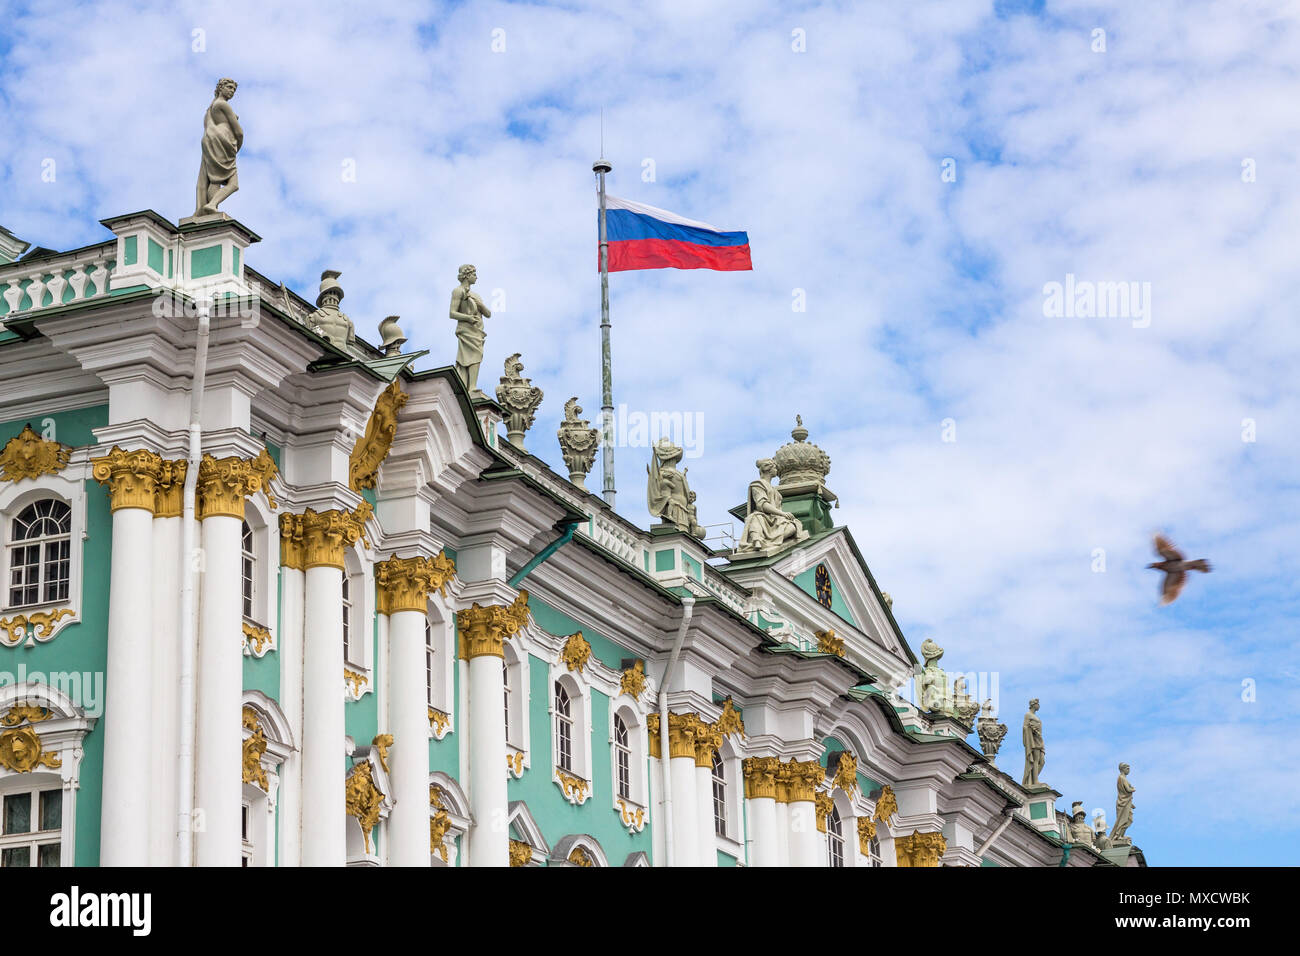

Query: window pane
38;842;60;867
3;792;31;834
39;790;61;831
1;846;31;867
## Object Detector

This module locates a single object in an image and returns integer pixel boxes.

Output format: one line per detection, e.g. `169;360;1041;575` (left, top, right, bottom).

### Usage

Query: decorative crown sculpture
495;353;543;451
557;397;600;491
772;415;831;488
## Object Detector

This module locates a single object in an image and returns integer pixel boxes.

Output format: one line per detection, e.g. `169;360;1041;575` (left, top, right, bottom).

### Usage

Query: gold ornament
647;712;706;761
376;552;456;615
714;696;745;738
91;445;164;512
857;817;877;855
777;758;824;803
895;829;947;867
0;704;51;727
242;709;269;790
371;733;393;773
742;756;781;800
196;450;278;520
349;380;409;492
279;512;306;571
153;459;188;518
619;659;646;699
344;668;369;699
560;631;592;674
567;846;594;867
509;839;533;867
429;784;445;810
556;769;589;803
344;761;385;855
0;726;61;773
507;750;525;777
456;590;530;659
430;811;452;862
0;608;74;647
617;799;645;831
816;628;845;657
428;708;451;737
831;751;859;794
242;621;272;656
815;792;834;832
694;724;723;768
0;424;71;482
874;785;898;822
301;501;373;570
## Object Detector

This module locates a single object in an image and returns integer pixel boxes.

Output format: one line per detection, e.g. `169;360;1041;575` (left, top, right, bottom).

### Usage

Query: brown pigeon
1148;534;1211;605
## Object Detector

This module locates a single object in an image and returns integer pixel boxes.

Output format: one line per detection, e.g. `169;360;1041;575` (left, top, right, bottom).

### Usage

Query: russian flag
603;196;752;272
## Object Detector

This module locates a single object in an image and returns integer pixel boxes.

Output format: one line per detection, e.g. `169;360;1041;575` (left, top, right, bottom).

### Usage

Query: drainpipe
175;298;210;866
508;519;580;588
656;594;694;868
975;807;1016;860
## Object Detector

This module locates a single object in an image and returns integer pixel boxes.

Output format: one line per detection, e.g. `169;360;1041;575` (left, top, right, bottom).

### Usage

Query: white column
743;755;780;867
194;511;242;866
301;562;345;865
669;750;698;867
649;751;667;866
386;607;430;865
775;800;791;868
467;650;507;866
789;799;822;866
149;495;181;866
99;495;155;866
695;758;716;866
277;522;304;867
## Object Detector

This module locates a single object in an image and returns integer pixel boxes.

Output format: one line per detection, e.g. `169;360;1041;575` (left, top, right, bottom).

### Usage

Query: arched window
711;750;727;836
240;520;255;620
613;714;631;800
504;674;512;743
0;781;62;867
341;575;353;662
554;682;573;773
7;499;71;609
827;805;845;867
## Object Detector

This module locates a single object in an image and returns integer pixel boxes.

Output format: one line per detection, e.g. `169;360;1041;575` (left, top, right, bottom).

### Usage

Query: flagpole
594;155;615;508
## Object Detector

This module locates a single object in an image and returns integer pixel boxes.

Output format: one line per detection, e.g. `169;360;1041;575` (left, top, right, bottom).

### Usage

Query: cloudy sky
3;0;1298;866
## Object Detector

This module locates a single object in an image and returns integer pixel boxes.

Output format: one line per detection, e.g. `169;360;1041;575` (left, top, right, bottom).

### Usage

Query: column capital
646;711;708;761
815;791;834;832
196;449;278;521
895;829;947;867
91;445;164;513
742;755;781;799
279;512;306;570
376;553;457;615
694;723;723;768
153;459;188;518
299;501;373;570
456;590;530;659
776;758;824;804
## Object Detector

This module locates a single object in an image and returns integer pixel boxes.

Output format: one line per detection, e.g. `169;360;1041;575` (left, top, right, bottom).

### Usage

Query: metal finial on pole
594;154;616;508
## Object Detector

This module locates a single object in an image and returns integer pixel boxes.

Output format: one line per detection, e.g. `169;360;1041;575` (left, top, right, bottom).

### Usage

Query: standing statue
193;78;243;218
1110;763;1135;843
918;638;949;713
734;458;809;555
1021;698;1045;788
646;437;705;538
449;264;492;399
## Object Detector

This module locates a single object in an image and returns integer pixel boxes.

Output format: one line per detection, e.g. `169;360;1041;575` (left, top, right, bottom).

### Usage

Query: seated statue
735;458;808;554
1068;804;1094;847
646;438;705;538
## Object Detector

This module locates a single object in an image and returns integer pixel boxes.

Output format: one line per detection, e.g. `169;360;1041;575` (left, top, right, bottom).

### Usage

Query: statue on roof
646;437;705;538
307;271;356;348
734;458;809;556
193;78;243;218
1110;763;1135;844
449;264;491;399
1021;698;1045;788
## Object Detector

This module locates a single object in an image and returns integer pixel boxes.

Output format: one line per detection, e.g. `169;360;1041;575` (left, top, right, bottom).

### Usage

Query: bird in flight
1148;534;1211;605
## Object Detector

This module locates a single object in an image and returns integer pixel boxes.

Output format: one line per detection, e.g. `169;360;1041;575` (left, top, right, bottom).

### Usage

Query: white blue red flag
602;196;752;272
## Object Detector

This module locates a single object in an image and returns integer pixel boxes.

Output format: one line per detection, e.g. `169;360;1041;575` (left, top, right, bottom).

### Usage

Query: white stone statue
918;638;949;712
1021;698;1045;788
1068;802;1094;846
557;398;600;491
977;698;1008;762
1110;763;1135;843
734;458;808;555
307;271;356;348
449;264;491;398
646;437;705;538
193;78;243;218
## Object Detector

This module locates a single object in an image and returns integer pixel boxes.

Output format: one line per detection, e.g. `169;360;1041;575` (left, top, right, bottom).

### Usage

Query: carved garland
0;425;71;482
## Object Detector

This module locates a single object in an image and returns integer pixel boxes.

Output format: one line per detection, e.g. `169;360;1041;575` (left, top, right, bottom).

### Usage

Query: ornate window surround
428;772;470;867
713;734;745;858
502;640;529;776
549;668;593;805
240;494;278;659
608;701;649;832
240;691;293;867
342;545;375;701
0;682;96;866
426;590;455;740
0;473;86;648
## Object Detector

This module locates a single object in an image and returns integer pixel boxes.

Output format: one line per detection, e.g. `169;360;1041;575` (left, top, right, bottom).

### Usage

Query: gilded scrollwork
0;608;74;647
345;760;385;855
857;816;877;855
619;659;646;700
874;784;898;822
428;708;451;738
0;726;61;773
241;621;273;656
349;380;409;492
0;424;71;482
816;628;845;657
509;839;533;867
555;769;589;804
560;631;592;674
241;708;269;790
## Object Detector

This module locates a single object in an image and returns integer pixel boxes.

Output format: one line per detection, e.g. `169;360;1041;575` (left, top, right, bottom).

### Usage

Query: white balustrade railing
0;247;115;321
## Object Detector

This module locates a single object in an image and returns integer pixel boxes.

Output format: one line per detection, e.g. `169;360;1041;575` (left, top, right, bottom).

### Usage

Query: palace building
0;210;1145;867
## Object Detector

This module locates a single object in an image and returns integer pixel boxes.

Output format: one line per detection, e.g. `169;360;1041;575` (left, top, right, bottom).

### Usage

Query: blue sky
2;0;1298;866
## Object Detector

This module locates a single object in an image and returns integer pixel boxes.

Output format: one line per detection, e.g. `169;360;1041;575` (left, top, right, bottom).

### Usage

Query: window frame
0;782;62;868
826;804;845;867
0;479;84;648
